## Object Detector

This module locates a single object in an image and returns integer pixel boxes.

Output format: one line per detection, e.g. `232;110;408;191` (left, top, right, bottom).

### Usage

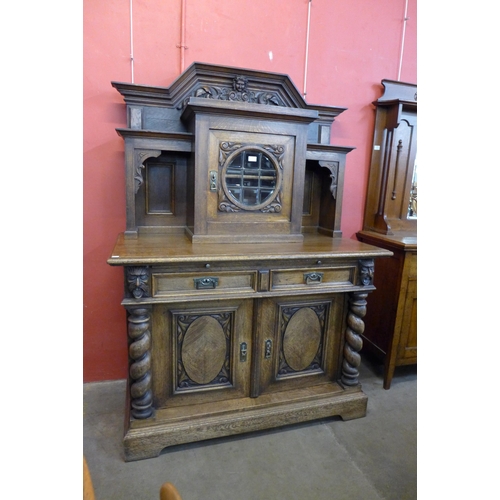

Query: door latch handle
240;342;248;362
209;170;218;191
265;339;272;359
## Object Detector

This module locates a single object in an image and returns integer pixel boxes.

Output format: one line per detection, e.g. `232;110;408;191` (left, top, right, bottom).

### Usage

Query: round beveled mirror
221;147;281;210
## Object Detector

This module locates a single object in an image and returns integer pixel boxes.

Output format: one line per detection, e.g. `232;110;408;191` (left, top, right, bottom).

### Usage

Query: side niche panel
146;160;175;214
135;152;188;230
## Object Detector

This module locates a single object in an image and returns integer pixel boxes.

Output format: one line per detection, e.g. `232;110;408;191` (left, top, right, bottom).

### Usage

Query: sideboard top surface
356;230;417;252
108;233;392;266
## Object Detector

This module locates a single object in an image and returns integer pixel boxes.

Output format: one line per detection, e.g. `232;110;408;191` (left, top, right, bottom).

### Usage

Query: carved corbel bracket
318;161;339;199
358;259;374;287
126;266;150;299
134;150;161;194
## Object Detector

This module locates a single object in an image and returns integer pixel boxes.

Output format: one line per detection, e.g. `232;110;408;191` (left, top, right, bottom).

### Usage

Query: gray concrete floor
83;354;416;500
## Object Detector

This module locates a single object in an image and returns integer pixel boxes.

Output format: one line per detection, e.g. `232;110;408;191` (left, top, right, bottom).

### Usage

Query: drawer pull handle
194;277;219;289
304;272;324;285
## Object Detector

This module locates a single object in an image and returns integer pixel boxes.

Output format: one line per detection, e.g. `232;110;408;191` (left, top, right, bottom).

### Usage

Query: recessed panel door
251;294;344;397
151;299;253;409
397;252;417;362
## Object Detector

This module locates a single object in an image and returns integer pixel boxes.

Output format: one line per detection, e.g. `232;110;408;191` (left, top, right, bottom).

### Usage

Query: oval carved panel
182;316;227;385
283;308;321;371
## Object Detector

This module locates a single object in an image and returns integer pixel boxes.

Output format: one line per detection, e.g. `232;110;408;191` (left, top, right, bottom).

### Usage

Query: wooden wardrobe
357;79;417;389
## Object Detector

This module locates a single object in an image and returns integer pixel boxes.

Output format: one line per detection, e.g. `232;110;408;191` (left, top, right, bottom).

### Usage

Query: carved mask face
233;77;246;93
127;267;149;298
360;264;374;286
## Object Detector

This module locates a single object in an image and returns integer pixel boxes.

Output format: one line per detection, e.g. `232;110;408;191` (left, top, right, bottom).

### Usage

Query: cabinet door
397;252;417;362
251;294;344;397
151;298;253;409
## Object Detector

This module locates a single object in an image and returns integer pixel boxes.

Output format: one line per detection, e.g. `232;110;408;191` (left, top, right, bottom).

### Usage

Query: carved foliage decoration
277;304;328;378
134;150;161;194
218;142;284;213
318;161;340;200
175;312;233;391
218;141;243;169
178;75;285;109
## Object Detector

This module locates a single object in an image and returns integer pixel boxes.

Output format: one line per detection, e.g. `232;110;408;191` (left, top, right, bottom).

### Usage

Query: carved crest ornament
178;75;285;109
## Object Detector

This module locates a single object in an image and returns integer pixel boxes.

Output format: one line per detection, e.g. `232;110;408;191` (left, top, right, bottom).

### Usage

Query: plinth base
123;382;367;462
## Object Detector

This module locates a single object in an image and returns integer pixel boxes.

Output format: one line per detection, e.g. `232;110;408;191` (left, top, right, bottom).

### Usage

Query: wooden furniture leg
160;482;183;500
83;456;96;500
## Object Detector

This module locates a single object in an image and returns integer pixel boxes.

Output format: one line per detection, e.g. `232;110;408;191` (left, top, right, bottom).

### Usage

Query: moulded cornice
112;62;347;122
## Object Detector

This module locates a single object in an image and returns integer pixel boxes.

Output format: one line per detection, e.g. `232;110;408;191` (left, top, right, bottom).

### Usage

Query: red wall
83;0;417;382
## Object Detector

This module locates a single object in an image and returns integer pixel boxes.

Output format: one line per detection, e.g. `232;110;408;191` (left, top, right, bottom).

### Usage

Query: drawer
270;266;355;291
152;270;258;298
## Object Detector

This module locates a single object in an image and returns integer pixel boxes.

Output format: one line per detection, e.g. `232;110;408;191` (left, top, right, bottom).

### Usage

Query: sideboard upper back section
111;62;355;243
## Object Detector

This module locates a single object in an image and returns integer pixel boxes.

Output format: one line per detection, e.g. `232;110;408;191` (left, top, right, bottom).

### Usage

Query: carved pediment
177;76;285;110
112;62;346;119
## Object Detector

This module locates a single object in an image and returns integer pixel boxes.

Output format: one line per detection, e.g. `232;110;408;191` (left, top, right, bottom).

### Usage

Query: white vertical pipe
303;0;312;98
179;0;187;73
130;0;134;83
397;0;409;81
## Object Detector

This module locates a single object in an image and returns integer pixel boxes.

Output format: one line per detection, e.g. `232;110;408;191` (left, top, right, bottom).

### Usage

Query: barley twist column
126;306;153;419
341;292;368;386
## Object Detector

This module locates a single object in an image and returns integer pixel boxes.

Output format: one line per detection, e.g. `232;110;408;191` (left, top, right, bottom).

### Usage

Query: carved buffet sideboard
107;63;392;461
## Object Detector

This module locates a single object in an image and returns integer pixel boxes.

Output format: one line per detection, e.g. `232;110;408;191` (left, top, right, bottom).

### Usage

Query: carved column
125;266;153;419
341;292;367;386
341;259;374;386
126;306;153;419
